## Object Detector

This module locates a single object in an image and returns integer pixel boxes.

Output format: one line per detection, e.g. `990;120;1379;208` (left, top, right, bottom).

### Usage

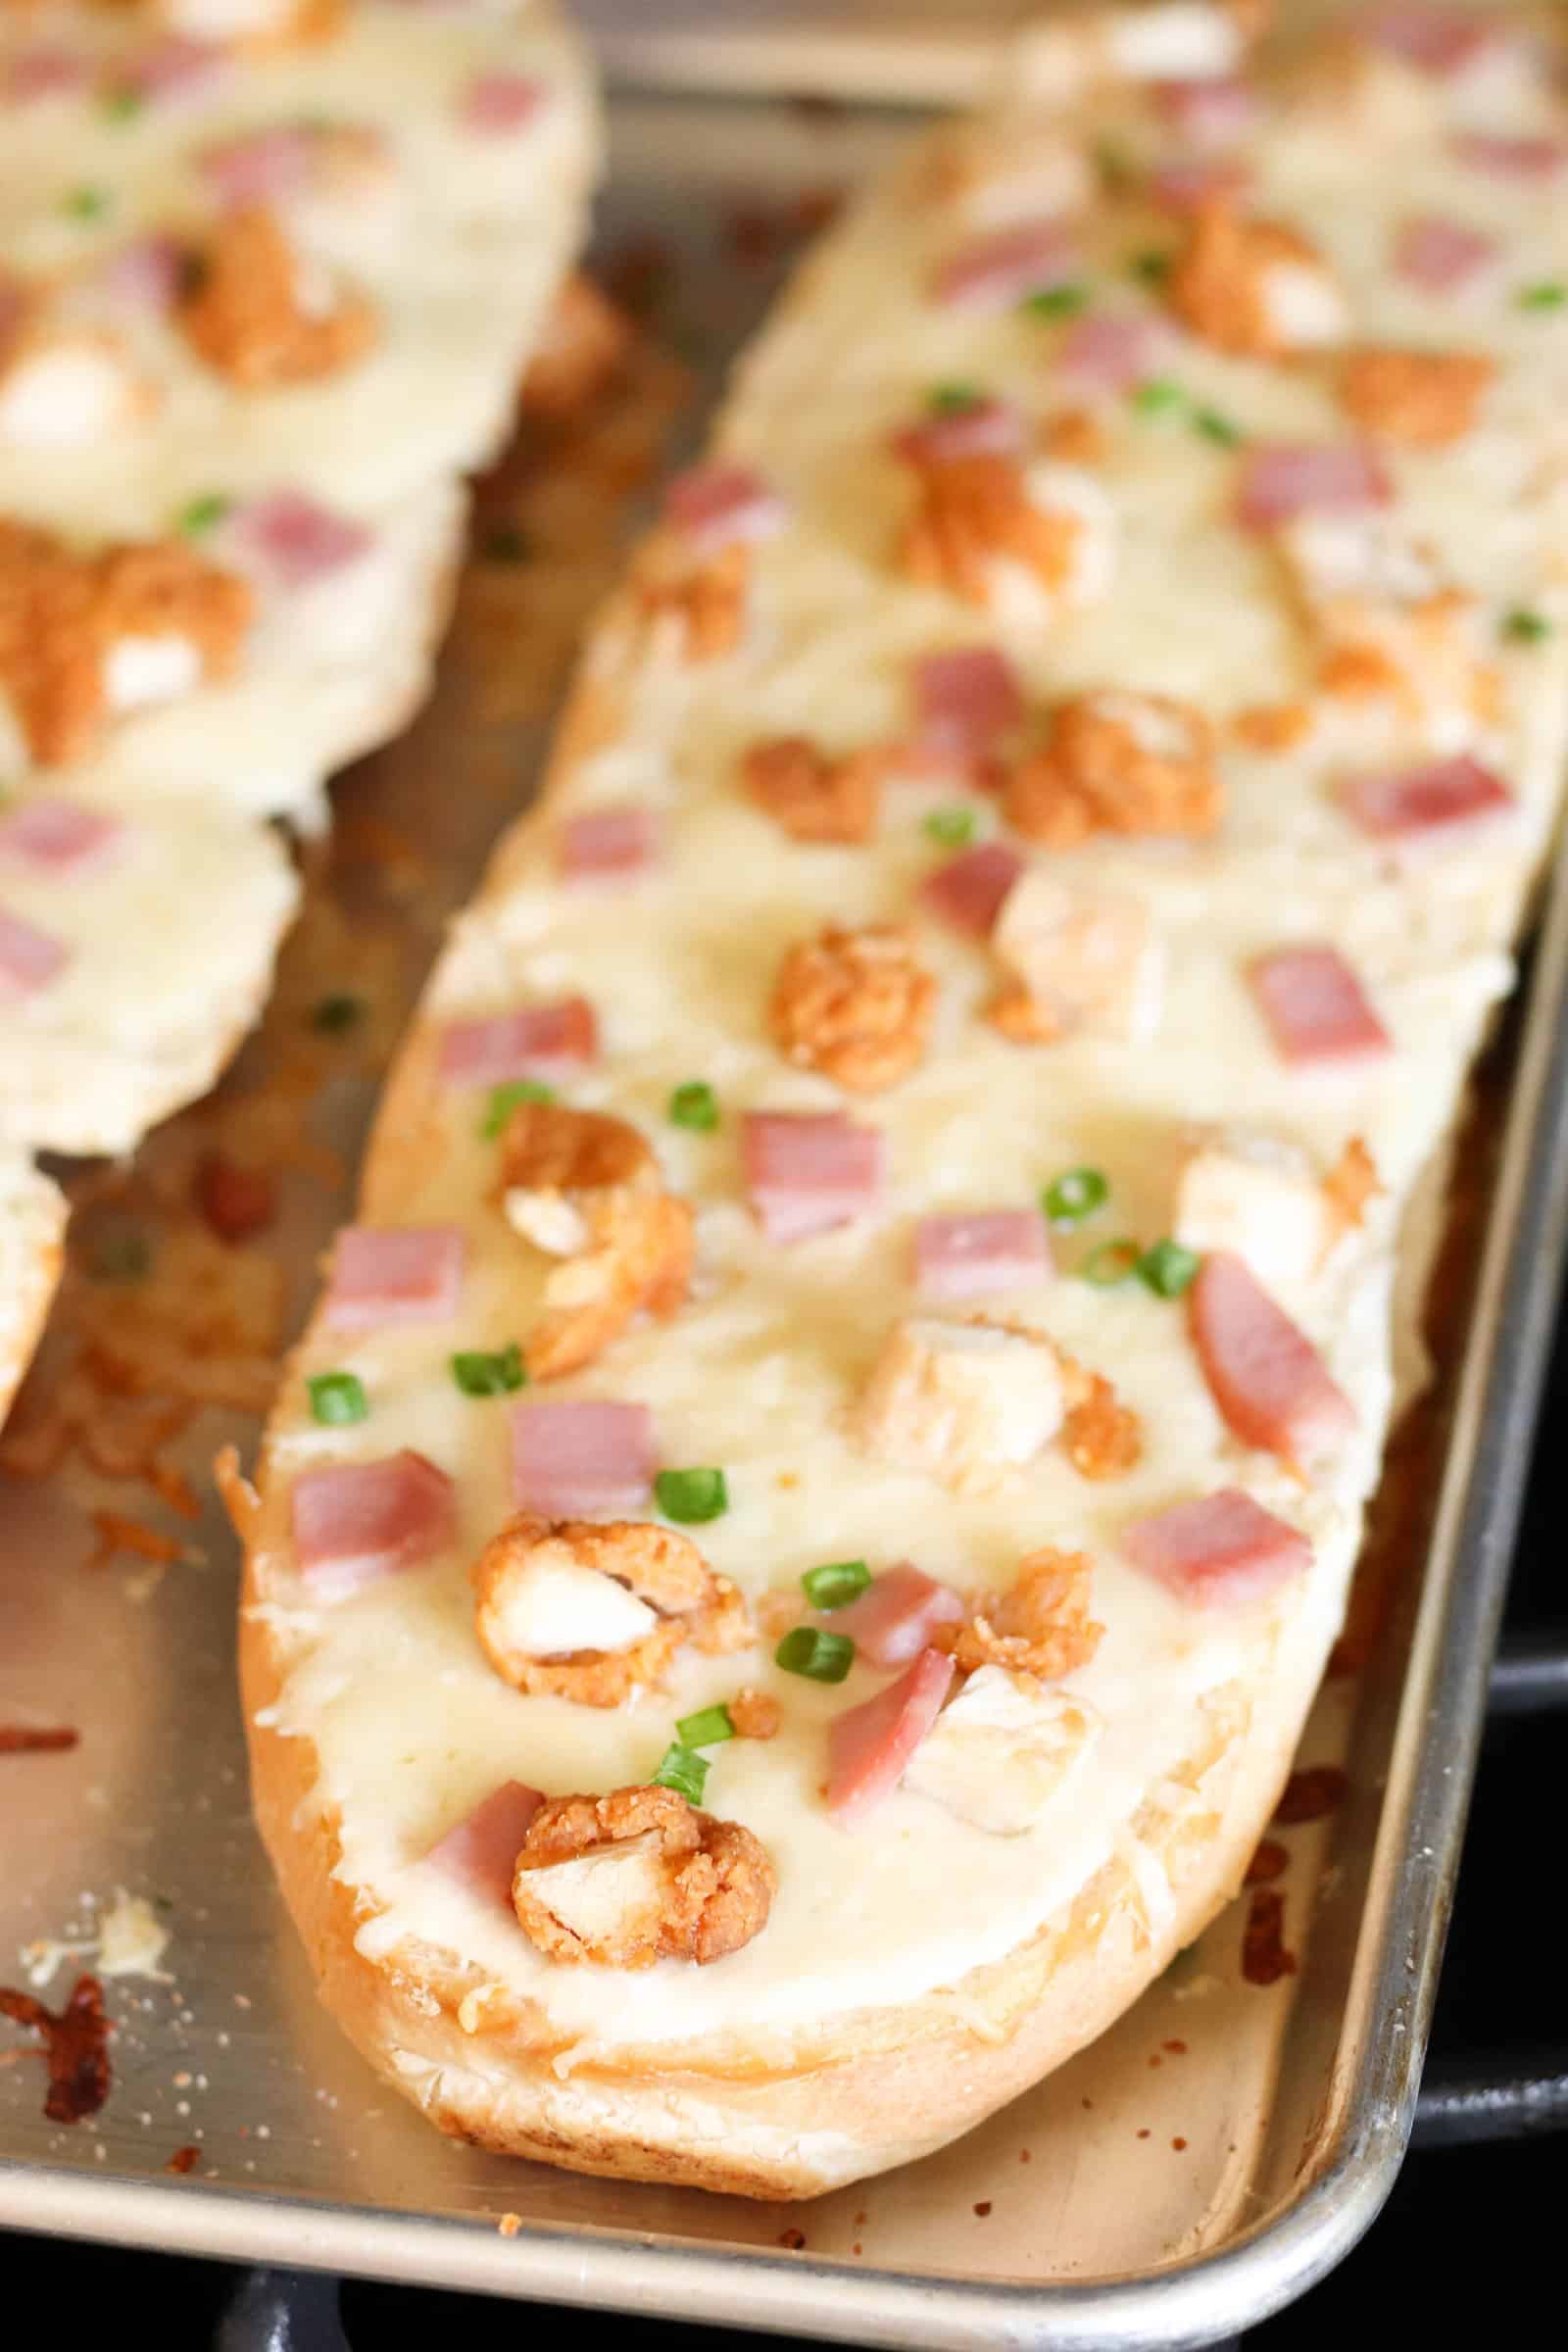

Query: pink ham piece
1370;6;1503;74
1451;132;1567;180
438;996;597;1087
291;1450;455;1601
7;46;90;102
1122;1488;1310;1607
919;841;1025;938
424;1780;545;1910
1237;445;1391;532
322;1226;466;1332
1393;215;1498;296
510;1399;657;1517
117;36;228;107
662;463;788;558
1148;156;1252;214
1054;312;1168;397
222;491;374;593
932;220;1081;315
0;906;70;998
912;648;1022;762
914;1209;1052;1300
198;126;317;208
892;398;1026;466
741;1111;885;1245
1190;1251;1356;1468
824;1564;964;1672
0;801;122;872
1248;945;1393;1067
1151;74;1258;147
560;805;659;882
828;1648;956;1828
95;234;187;316
460;71;548;134
1340;753;1513;843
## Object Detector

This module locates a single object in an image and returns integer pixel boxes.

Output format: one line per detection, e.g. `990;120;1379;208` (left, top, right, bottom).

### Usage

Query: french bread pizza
240;0;1568;2196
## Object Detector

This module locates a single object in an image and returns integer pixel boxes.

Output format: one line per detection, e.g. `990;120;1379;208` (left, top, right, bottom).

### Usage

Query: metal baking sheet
5;88;1567;2349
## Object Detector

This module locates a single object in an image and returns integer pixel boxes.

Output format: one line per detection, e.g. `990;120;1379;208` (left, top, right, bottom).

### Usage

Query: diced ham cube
95;235;188;316
1451;132;1567;180
424;1781;545;1911
828;1648;956;1828
0;801;122;873
1189;1251;1356;1467
291;1450;455;1601
918;842;1025;939
662;463;788;558
222;491;374;593
1237;445;1391;533
460;71;548;134
1122;1488;1310;1607
931;220;1081;314
7;46;90;102
741;1111;885;1244
438;997;598;1087
322;1226;466;1332
1340;753;1513;843
559;805;658;882
0;906;70;997
891;398;1027;466
510;1399;657;1517
1369;6;1497;74
118;36;228;106
912;648;1022;762
199;126;316;208
1151;74;1258;146
1393;215;1498;296
1054;312;1169;397
913;1209;1052;1300
825;1562;964;1672
1247;946;1393;1067
1148;156;1252;214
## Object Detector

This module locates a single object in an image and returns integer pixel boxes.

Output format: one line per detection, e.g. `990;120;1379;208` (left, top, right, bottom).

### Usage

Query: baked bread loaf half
241;0;1568;2196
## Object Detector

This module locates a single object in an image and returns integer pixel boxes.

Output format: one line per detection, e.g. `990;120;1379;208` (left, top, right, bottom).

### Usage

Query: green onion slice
1192;407;1244;447
480;1077;555;1138
450;1344;526;1397
308;1371;368;1426
1519;280;1567;312
63;184;110;221
1130;249;1172;284
655;1467;729;1524
1131;376;1184;416
1023;281;1090;318
774;1627;856;1684
177;493;229;537
801;1559;872;1611
674;1704;735;1748
650;1743;710;1804
1136;1239;1200;1298
923;805;978;848
668;1080;719;1132
1502;607;1551;644
1080;1237;1142;1288
928;381;984;415
1044;1166;1108;1226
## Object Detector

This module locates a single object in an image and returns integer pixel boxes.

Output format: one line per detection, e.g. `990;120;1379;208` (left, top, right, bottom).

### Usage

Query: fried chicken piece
938;1546;1103;1682
179;205;375;388
513;1786;776;1967
728;1686;782;1740
900;454;1107;612
854;1316;1067;1494
768;923;936;1092
1004;691;1220;847
1059;1368;1143;1481
1340;346;1494;450
1168;201;1346;358
742;735;883;845
639;543;752;662
520;274;631;418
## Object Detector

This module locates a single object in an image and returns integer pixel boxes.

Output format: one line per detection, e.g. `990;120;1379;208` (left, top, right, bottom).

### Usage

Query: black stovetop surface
8;1294;1568;2347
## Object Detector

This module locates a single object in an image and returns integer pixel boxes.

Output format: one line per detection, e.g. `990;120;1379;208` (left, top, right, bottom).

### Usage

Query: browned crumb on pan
1243;1838;1289;1886
0;1726;79;1755
1240;1887;1298;1986
0;1975;112;2125
1272;1764;1348;1825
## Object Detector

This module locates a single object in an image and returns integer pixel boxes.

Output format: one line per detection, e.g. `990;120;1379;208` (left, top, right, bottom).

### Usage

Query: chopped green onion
1130;249;1172;285
308;1371;368;1426
450;1344;526;1398
482;523;532;564
1023;282;1090;318
1131;376;1184;416
1044;1166;1108;1226
62;184;110;222
1192;407;1244;448
656;1466;729;1524
928;380;983;415
650;1742;710;1804
1136;1239;1200;1298
1502;607;1551;645
101;88;144;124
1095;136;1135;188
90;1231;150;1284
1518;280;1567;312
923;804;978;849
775;1626;855;1684
1080;1237;1142;1288
310;992;365;1035
675;1703;735;1748
668;1080;720;1132
177;493;230;537
801;1559;872;1611
480;1077;555;1138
